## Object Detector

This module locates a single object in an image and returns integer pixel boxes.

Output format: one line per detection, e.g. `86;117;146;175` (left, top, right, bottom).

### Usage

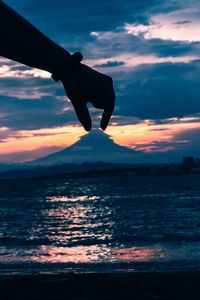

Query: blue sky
0;0;200;163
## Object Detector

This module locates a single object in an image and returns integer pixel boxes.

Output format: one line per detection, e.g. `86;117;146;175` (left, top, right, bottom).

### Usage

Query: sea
0;173;200;275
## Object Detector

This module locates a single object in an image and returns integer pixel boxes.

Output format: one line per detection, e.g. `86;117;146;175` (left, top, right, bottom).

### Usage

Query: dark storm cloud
115;60;200;120
175;20;191;25
176;128;200;143
0;94;77;130
0;76;51;91
94;61;125;68
1;59;200;131
3;1;200;60
0;63;75;100
85;31;200;63
3;0;200;60
110;115;141;126
172;128;200;157
5;0;163;37
150;115;200;126
148;39;197;58
136;139;185;151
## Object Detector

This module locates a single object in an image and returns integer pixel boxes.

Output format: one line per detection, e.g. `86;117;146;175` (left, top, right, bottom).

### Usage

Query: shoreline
1;271;200;299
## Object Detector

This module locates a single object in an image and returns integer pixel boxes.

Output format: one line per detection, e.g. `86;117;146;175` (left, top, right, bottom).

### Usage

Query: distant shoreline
0;161;200;181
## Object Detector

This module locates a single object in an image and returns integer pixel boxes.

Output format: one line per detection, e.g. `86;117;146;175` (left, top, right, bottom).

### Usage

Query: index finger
71;100;92;131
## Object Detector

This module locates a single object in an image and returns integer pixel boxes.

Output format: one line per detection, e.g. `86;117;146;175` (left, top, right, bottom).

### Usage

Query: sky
0;0;200;163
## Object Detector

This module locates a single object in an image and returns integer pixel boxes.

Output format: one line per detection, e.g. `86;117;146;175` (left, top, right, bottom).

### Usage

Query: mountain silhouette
30;130;139;166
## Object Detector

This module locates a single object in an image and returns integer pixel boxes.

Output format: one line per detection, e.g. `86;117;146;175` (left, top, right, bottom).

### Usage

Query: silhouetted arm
0;1;71;74
0;1;115;131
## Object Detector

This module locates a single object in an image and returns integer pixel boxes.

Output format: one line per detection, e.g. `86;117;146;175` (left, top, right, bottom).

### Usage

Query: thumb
71;100;92;131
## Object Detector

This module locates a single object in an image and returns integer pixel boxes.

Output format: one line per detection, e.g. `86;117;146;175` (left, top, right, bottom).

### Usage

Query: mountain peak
30;130;139;166
73;129;115;148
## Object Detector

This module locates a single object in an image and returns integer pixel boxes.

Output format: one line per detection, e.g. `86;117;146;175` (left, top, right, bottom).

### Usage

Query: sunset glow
1;115;200;162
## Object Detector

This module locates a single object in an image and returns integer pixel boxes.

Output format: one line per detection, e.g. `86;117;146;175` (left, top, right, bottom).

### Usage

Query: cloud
5;0;161;37
94;61;125;68
124;0;200;43
82;29;200;76
132;127;200;162
0;127;12;139
125;18;200;43
0;71;56;99
175;20;191;25
0;94;77;130
115;60;200;120
0;61;50;79
4;0;200;60
1;59;200;132
86;29;199;61
176;127;200;143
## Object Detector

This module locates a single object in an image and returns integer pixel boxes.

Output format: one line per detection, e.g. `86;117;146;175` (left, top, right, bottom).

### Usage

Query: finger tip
84;123;92;132
85;128;91;132
100;122;107;131
81;118;92;132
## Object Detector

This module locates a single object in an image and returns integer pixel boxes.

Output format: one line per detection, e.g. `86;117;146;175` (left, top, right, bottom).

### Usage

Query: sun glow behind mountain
1;117;200;164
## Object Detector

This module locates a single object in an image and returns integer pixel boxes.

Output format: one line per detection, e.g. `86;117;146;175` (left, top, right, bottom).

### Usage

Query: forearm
0;1;71;74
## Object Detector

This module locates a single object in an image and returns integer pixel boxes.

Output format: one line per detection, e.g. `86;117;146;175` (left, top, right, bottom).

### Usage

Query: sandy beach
0;271;200;300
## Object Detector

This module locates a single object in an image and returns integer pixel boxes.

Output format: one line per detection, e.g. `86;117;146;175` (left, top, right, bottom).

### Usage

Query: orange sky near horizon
1;117;200;161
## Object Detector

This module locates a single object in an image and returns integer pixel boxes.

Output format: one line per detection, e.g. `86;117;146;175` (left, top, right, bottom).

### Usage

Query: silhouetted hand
61;63;115;131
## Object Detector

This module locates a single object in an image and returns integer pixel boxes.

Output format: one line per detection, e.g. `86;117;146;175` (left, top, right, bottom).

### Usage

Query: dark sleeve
0;1;70;73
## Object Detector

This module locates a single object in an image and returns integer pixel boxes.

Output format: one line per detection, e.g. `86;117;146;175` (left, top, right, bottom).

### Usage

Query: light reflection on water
42;192;114;247
2;244;200;266
1;175;200;273
0;245;165;263
0;245;164;264
47;195;100;202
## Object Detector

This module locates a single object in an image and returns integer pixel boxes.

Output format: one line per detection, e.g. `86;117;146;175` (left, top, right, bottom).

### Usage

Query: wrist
51;52;83;82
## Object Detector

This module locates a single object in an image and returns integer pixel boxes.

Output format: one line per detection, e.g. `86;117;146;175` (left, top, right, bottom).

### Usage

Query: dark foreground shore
0;271;200;300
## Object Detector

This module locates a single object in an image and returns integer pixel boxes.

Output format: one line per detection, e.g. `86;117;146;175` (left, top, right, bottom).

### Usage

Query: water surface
0;174;200;274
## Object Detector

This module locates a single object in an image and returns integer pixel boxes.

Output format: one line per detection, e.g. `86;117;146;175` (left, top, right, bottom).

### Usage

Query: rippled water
0;174;200;274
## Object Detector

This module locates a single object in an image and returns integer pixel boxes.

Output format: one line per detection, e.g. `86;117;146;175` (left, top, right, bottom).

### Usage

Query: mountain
29;130;140;166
